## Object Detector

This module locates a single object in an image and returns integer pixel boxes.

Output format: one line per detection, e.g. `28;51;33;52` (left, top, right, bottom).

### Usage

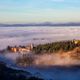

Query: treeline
33;40;80;54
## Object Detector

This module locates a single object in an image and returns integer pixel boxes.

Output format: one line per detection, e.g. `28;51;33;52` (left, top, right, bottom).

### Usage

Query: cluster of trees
33;40;79;54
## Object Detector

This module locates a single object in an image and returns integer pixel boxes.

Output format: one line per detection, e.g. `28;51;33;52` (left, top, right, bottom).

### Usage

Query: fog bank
0;27;80;50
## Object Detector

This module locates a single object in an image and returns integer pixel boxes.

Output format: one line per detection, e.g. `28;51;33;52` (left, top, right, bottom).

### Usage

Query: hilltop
33;40;80;54
0;40;80;67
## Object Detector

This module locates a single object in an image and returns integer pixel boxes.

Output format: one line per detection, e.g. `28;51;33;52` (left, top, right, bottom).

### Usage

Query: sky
0;0;80;23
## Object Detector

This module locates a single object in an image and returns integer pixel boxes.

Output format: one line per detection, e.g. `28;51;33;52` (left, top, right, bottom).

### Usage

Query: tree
7;46;11;51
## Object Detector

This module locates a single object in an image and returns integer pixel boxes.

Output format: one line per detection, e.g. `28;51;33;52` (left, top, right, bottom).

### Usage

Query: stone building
10;44;33;53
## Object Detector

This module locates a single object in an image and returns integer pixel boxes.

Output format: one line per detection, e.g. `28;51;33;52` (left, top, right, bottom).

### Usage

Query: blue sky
0;0;80;23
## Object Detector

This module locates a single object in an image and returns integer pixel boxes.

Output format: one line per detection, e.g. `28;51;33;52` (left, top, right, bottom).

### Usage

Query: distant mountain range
0;22;80;27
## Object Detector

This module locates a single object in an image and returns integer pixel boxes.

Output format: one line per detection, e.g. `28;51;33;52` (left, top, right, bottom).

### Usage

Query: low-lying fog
0;26;80;80
0;26;80;66
1;52;80;66
1;52;80;80
0;26;80;50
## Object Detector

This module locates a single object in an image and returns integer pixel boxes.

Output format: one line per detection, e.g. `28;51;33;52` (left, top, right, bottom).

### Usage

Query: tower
30;44;33;50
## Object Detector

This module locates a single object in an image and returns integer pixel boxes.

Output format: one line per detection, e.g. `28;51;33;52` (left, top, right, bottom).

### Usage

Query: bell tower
30;44;33;50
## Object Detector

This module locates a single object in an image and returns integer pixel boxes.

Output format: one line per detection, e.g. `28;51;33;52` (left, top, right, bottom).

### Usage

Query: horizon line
0;22;80;26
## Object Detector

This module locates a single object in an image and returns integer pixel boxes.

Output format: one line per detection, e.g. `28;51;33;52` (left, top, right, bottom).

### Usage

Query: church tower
30;44;33;50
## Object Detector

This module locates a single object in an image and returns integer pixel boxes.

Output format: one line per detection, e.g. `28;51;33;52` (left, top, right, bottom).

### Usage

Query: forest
33;40;80;54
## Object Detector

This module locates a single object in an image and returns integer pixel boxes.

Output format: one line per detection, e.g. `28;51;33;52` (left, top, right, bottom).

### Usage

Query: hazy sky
0;0;80;23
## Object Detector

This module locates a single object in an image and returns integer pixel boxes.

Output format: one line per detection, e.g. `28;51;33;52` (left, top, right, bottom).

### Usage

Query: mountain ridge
0;22;80;27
